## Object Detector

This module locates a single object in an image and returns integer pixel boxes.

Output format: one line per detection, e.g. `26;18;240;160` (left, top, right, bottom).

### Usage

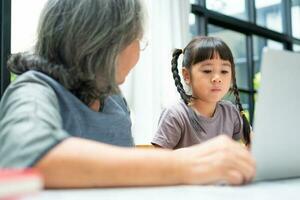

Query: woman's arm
35;135;256;188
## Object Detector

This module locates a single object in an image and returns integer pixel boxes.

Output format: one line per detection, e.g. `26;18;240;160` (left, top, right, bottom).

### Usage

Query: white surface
24;178;300;200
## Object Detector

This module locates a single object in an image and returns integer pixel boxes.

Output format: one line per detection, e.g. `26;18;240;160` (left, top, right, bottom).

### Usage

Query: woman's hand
172;135;256;185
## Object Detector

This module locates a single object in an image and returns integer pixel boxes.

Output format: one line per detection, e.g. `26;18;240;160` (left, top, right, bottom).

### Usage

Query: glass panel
266;40;284;50
189;14;197;37
206;0;247;21
253;36;283;75
292;0;300;38
293;44;300;51
255;0;282;32
208;25;249;90
11;0;47;53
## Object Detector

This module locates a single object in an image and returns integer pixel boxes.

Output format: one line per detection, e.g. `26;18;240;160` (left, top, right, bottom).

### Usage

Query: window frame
0;0;11;99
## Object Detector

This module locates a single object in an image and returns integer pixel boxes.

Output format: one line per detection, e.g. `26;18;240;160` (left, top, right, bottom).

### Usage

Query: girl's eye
202;70;212;74
221;70;229;74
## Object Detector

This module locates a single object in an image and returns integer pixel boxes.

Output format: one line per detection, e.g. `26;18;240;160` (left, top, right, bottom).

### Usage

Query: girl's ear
182;68;191;85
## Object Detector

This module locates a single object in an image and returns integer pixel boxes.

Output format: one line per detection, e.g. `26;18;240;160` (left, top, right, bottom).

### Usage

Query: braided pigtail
171;49;192;105
231;81;251;145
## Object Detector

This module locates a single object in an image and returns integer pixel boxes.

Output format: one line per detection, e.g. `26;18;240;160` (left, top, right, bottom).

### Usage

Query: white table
25;178;300;200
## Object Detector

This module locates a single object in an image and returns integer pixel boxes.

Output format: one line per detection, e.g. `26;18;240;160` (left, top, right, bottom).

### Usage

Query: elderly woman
0;0;255;187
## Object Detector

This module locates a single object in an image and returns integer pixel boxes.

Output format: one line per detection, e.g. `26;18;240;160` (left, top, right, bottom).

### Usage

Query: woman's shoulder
11;70;53;86
1;71;57;106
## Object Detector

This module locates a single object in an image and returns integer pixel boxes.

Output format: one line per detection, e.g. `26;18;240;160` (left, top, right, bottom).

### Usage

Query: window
292;0;300;38
256;0;283;32
293;44;300;51
206;0;248;21
189;13;197;38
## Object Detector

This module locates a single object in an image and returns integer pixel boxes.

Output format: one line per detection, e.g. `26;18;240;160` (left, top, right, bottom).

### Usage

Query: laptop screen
252;49;300;181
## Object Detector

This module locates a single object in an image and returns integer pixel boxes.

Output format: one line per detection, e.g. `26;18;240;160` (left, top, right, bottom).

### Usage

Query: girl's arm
35;135;256;188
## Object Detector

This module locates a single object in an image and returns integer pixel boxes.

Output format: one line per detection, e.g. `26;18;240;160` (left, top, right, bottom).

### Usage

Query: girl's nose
212;75;222;83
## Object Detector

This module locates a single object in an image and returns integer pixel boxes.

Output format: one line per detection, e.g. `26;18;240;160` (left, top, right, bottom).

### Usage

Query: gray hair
8;0;145;105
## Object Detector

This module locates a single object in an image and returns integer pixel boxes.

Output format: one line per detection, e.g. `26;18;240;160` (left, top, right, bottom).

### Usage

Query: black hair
171;36;251;145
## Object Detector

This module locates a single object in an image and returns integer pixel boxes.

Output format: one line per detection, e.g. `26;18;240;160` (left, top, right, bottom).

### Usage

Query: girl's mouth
211;88;222;92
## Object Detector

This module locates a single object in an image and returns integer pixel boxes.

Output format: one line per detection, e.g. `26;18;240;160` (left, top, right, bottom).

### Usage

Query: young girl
152;36;251;149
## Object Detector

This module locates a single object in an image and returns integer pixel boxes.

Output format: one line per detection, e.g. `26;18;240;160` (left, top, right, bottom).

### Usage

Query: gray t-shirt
152;100;243;149
0;71;133;168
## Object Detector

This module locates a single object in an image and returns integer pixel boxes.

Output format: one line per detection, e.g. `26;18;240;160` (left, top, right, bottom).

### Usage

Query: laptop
252;48;300;181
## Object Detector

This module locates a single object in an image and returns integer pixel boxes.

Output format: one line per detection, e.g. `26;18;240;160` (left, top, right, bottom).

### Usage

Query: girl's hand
172;135;256;185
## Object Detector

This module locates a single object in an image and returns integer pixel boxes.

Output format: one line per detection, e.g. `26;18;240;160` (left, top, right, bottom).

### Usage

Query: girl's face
116;39;140;84
183;54;232;103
